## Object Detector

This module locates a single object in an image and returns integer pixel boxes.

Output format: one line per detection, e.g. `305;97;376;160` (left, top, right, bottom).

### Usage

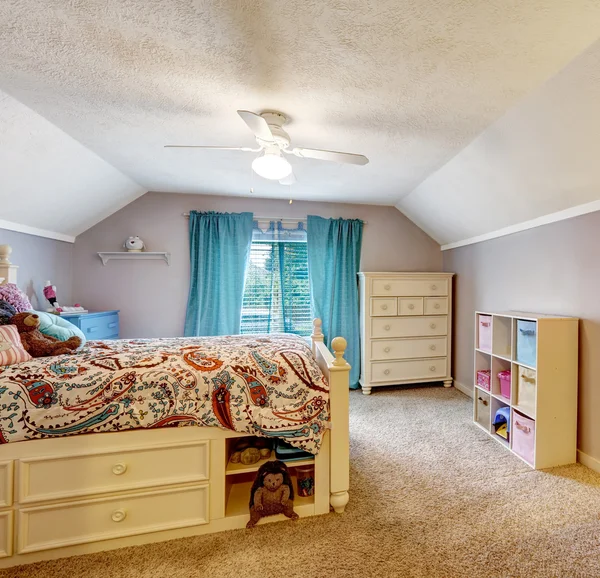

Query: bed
0;246;350;568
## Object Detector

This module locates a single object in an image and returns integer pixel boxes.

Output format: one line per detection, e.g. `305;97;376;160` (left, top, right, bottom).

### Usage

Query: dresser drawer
0;461;13;508
424;297;448;315
372;278;448;297
370;298;397;317
80;313;119;340
371;337;447;361
371;316;448;339
398;297;423;316
19;441;209;504
0;511;12;558
18;484;209;554
371;358;447;383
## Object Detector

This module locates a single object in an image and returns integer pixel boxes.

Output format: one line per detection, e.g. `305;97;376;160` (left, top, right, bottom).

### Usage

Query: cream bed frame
0;246;350;568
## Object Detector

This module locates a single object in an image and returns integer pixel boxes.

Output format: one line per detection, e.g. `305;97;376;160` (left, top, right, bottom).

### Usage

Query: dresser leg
443;379;453;388
361;385;372;395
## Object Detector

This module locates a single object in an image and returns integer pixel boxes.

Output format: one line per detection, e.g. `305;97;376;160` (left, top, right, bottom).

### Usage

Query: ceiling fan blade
164;145;259;151
289;147;369;165
279;171;297;185
237;110;275;142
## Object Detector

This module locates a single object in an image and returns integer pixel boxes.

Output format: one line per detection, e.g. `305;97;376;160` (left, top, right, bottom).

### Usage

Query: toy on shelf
476;369;491;391
493;406;511;441
123;236;145;252
296;465;315;497
43;280;87;314
246;460;299;528
229;437;272;465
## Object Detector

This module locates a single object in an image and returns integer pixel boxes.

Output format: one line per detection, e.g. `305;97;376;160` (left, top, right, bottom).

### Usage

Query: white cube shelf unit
473;311;578;469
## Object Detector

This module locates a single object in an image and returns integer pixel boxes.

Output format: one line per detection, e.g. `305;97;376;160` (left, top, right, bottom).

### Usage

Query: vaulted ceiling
1;1;600;242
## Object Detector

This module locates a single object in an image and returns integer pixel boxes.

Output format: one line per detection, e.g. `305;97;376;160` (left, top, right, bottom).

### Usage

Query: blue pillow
33;311;86;347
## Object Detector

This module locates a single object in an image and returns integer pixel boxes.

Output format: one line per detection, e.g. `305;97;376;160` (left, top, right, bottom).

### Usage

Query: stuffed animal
0;300;16;325
10;312;81;358
246;460;299;528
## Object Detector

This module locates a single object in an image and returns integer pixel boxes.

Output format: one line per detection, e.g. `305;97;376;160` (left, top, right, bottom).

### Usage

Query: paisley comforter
0;334;330;453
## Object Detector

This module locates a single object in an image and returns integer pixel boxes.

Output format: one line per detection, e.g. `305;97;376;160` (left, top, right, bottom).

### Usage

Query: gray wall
73;192;442;338
0;228;73;310
443;210;600;463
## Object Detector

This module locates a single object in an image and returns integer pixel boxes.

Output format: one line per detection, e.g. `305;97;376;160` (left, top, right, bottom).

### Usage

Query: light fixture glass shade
252;151;292;180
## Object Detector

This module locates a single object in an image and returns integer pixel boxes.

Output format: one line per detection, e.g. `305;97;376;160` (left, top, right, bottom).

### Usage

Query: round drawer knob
384;347;391;353
408;304;415;310
384;369;390;376
384;325;391;331
381;304;388;310
430;323;436;329
111;509;127;523
431;284;438;290
112;463;127;476
434;303;440;309
430;345;436;351
429;366;436;372
384;284;391;290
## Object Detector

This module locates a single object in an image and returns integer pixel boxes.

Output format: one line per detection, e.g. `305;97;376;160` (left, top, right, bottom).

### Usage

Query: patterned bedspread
0;334;330;453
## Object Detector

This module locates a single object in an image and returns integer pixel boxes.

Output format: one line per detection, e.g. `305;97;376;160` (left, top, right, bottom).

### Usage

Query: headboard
0;245;18;285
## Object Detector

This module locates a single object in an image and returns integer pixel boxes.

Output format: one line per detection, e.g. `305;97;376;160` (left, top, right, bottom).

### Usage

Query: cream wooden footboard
0;316;350;569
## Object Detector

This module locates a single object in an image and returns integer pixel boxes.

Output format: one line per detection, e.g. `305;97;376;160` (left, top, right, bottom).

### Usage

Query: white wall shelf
97;252;171;266
474;311;579;469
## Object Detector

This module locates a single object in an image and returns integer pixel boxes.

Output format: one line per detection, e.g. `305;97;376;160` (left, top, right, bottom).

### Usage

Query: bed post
0;245;17;285
311;318;350;514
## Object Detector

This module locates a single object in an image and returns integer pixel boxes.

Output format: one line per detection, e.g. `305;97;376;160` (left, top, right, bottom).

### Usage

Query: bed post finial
0;245;17;285
0;245;12;264
331;337;348;367
312;318;323;341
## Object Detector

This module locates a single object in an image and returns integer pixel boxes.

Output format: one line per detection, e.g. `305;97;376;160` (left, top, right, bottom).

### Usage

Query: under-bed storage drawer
371;337;447;360
18;484;209;554
0;461;13;508
19;441;209;503
372;278;448;297
371;358;447;383
371;316;448;339
0;511;13;558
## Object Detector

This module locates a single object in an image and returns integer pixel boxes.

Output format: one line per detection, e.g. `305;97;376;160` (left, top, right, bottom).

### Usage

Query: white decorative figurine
124;236;145;252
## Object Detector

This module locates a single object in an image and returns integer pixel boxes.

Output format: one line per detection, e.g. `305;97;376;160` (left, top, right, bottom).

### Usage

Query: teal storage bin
516;320;537;368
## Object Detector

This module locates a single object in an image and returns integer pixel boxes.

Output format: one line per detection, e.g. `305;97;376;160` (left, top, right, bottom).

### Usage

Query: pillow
0;284;32;313
0;325;32;366
34;311;86;347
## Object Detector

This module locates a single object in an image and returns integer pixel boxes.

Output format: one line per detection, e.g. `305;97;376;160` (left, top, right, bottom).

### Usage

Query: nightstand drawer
80;313;119;340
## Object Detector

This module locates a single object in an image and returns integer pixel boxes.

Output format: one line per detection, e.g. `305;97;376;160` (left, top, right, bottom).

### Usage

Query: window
241;221;311;336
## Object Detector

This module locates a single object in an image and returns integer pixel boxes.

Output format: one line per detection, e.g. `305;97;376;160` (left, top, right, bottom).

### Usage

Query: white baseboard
452;380;473;398
577;450;600;474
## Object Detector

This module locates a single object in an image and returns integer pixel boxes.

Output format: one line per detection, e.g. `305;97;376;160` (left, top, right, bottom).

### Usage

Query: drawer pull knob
112;463;127;476
384;347;391;353
108;322;118;329
429;365;436;372
384;325;391;331
408;304;415;310
384;284;391;290
434;303;440;309
431;284;438;290
381;304;388;310
384;369;390;376
478;397;489;406
111;509;127;523
430;345;436;351
430;323;436;329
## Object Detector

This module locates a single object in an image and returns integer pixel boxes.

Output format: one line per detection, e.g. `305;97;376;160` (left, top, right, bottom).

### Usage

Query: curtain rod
182;213;367;224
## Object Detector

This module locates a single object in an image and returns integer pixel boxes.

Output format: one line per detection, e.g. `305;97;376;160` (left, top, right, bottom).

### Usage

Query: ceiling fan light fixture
251;151;292;180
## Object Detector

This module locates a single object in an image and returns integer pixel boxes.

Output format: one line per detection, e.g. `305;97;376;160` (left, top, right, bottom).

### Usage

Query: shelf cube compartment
512;410;536;466
474;350;491;390
477;314;492;352
516;319;537;368
514;365;536;417
475;391;491;431
490;398;511;446
491;356;511;402
492;315;512;358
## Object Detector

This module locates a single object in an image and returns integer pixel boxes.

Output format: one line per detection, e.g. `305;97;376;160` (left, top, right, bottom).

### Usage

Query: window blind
241;222;311;336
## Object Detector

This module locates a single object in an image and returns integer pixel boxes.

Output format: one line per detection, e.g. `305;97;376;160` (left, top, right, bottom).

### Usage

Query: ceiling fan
164;110;369;184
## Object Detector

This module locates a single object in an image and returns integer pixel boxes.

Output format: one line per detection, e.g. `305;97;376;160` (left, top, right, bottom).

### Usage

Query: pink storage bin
498;370;511;399
512;411;535;465
478;315;492;352
477;370;491;391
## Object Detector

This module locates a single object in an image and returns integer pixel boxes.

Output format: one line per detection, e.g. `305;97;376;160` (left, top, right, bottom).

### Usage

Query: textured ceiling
1;1;600;240
398;38;600;246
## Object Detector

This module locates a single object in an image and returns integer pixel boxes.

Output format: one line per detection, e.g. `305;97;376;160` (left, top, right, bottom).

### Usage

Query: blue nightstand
60;310;120;340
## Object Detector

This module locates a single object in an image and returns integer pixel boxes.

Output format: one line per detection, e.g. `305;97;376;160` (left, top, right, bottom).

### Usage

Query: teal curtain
307;216;363;389
184;211;253;336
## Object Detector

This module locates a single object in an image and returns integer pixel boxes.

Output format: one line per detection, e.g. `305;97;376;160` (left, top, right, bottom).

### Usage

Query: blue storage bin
516;320;537;367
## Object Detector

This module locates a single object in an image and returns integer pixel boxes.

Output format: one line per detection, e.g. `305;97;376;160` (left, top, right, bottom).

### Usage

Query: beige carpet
4;386;600;578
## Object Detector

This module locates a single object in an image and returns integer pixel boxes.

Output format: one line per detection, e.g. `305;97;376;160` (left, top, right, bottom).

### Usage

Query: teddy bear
246;460;299;528
10;312;81;358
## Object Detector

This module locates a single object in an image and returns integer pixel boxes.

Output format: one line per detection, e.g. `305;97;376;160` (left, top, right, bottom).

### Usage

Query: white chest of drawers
359;272;454;394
